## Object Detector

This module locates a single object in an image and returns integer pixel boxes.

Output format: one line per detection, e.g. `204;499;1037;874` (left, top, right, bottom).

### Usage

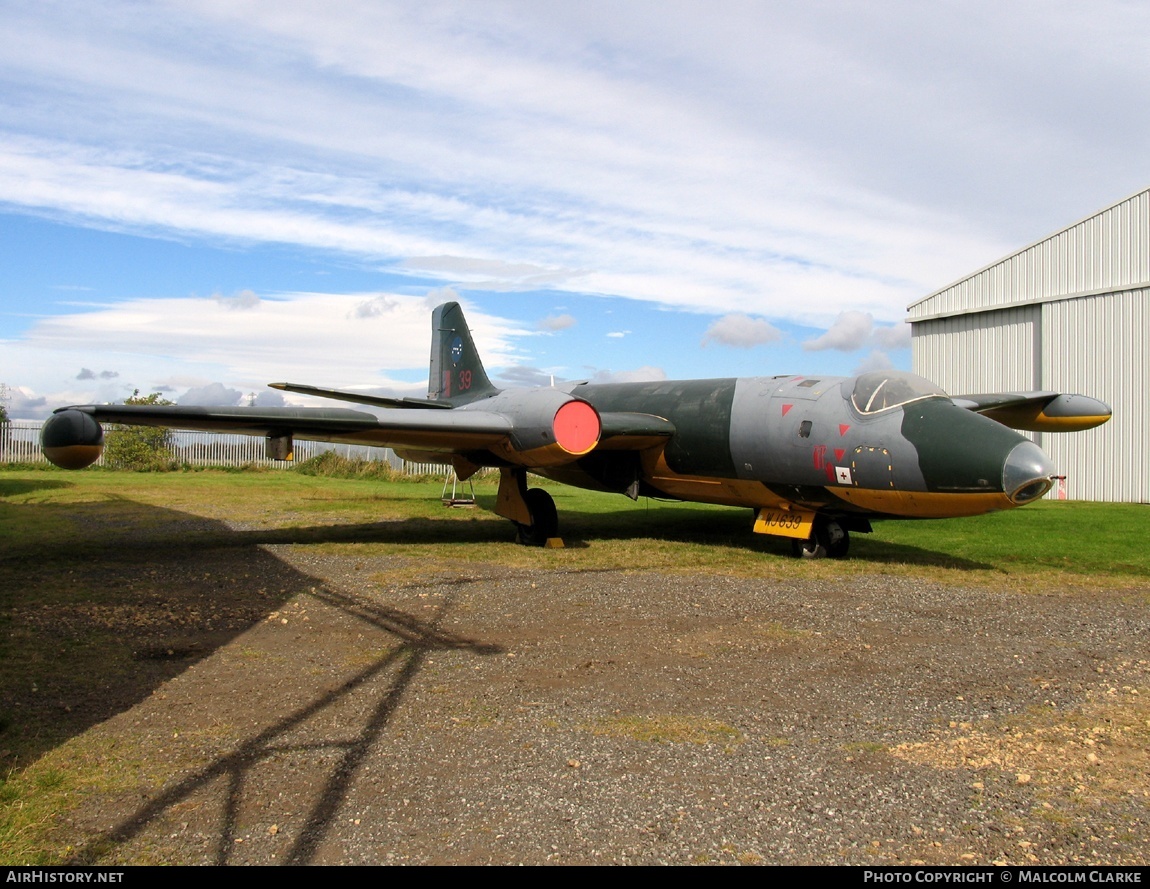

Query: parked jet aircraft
41;302;1111;557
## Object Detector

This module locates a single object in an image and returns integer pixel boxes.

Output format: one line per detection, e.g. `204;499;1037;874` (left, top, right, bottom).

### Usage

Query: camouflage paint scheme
41;302;1111;558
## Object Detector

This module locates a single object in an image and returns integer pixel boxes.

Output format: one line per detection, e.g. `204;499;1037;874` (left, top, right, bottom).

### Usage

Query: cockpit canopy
848;370;947;415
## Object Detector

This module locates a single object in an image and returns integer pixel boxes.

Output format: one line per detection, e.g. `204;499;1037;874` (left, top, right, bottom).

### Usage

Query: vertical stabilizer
428;302;499;404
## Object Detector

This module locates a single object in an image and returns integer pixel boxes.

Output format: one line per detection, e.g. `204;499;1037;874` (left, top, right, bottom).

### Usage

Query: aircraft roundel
450;336;464;365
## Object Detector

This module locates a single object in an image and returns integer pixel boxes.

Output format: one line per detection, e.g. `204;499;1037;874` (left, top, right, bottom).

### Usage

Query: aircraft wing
41;398;676;470
47;403;512;450
953;391;1111;432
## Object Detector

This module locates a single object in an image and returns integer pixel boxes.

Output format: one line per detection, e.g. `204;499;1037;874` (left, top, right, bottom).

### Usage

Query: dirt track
14;512;1146;866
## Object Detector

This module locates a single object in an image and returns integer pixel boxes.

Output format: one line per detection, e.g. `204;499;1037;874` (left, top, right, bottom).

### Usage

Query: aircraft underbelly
640;452;796;508
829;487;1015;518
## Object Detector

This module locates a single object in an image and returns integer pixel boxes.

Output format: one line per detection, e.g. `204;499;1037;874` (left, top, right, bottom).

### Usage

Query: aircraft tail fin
428;302;499;404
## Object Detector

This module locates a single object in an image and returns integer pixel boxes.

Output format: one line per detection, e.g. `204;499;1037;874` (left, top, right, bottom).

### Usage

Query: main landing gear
516;487;558;547
496;469;559;547
791;515;850;559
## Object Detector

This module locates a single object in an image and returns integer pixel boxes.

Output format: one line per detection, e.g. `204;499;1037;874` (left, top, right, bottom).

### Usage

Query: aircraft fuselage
535;372;1054;522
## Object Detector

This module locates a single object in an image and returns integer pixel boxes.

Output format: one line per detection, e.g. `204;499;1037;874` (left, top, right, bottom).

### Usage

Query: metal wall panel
911;306;1039;394
913;290;1147;502
1041;290;1149;502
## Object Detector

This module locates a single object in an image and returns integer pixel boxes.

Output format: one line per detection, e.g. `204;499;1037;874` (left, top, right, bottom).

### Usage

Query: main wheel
515;488;558;546
790;517;849;559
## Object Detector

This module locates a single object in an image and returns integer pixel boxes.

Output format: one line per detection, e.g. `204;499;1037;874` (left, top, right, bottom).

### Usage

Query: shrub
293;451;397;480
103;391;177;471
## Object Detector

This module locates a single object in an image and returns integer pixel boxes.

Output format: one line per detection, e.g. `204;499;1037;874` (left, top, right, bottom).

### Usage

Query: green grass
862;500;1147;579
1;466;1146;581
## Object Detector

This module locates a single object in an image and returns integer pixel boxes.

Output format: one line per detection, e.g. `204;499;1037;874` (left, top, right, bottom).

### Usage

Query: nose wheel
515;488;559;546
791;516;850;559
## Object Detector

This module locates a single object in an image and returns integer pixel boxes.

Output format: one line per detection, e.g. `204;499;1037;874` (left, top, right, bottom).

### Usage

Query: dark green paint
577;379;738;476
429;302;498;405
901;398;1025;492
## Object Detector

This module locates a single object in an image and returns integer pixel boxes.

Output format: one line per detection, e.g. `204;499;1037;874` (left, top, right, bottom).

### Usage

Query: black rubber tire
515;488;558;546
790;517;850;559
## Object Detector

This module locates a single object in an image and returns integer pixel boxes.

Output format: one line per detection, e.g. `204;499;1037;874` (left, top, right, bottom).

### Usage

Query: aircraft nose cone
1002;440;1055;504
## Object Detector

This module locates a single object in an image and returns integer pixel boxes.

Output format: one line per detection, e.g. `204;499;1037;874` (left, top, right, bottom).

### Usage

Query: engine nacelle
464;389;601;467
41;409;105;469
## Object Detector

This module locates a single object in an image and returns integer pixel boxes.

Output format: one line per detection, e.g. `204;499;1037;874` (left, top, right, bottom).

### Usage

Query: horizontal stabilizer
954;391;1111;432
268;382;451;410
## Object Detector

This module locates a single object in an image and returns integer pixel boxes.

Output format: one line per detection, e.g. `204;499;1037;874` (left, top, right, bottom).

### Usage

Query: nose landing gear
791;515;850;559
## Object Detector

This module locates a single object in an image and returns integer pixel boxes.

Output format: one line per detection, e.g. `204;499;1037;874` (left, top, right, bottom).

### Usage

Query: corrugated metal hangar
908;187;1149;502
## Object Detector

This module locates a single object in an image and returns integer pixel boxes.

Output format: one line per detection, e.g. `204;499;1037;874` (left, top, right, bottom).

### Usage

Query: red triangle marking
834;448;845;462
839;424;850;436
781;403;793;416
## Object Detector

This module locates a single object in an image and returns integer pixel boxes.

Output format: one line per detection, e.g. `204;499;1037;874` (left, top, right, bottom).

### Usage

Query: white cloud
496;366;555;388
214;289;261;310
803;312;913;353
872;322;912;350
253;389;286;407
9;0;1126;329
803;311;874;352
6;386;48;418
180;382;243;406
8;292;525;414
400;257;578;290
589;366;667;384
854;350;895;375
702;313;783;349
76;368;119;380
538;313;576;332
351;295;398;319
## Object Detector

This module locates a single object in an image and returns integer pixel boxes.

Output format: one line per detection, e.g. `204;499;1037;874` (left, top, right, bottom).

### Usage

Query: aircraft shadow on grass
0;477;75;497
215;497;994;572
68;582;499;866
1;496;501;864
0;497;301;758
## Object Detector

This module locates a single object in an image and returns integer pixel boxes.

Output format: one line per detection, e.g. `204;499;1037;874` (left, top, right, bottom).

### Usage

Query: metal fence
0;421;449;476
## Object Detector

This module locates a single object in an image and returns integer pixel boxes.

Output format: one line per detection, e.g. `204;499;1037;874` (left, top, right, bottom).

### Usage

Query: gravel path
55;546;1150;866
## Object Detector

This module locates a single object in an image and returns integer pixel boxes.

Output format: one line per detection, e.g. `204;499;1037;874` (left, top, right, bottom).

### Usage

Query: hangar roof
909;187;1150;322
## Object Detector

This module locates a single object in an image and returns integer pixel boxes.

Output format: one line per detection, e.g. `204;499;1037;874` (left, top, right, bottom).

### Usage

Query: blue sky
2;1;1147;418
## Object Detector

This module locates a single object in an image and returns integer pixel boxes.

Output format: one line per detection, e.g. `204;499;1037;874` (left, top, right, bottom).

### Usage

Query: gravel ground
39;533;1149;866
